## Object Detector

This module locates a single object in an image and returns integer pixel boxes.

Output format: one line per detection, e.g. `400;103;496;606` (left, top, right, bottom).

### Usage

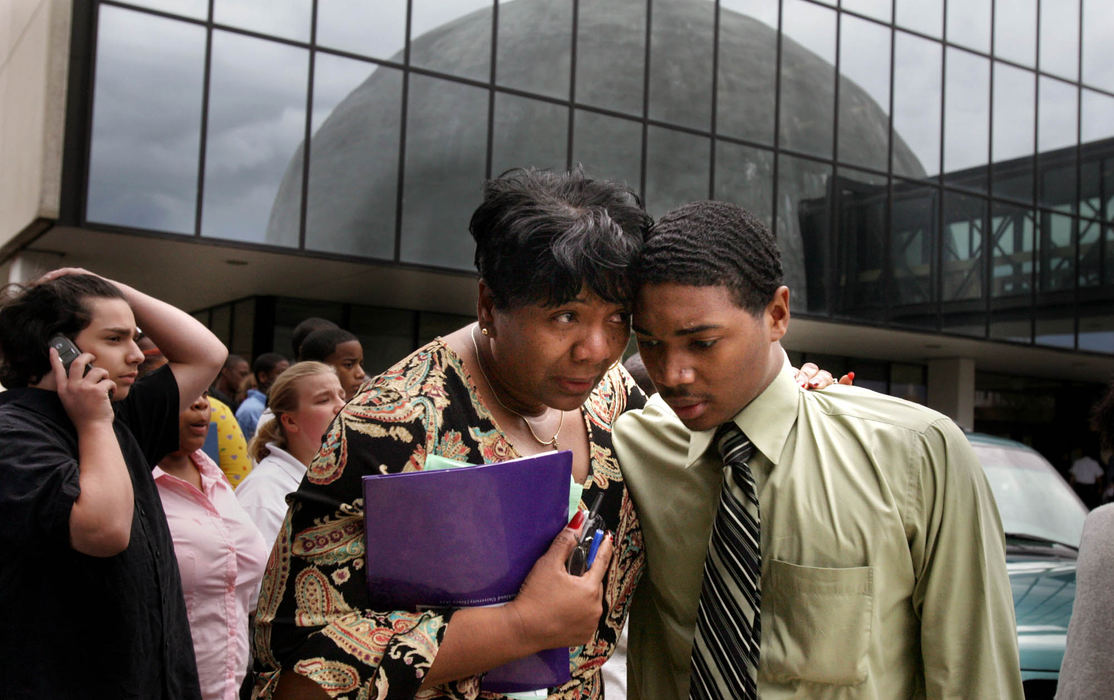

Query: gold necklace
470;324;563;451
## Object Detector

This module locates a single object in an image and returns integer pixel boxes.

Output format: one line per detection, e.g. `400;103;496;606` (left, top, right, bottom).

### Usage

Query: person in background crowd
0;268;226;699
236;361;345;547
614;201;1021;699
235;353;289;440
298;327;368;400
290;317;338;361
210;354;250;410
154;392;269;700
1057;381;1114;699
1068;445;1105;510
138;333;168;376
141;338;252;487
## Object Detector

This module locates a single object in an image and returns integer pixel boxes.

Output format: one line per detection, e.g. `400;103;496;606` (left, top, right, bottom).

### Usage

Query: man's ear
766;286;790;341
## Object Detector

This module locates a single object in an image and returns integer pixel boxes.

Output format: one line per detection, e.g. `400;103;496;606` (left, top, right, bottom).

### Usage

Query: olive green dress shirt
614;365;1023;699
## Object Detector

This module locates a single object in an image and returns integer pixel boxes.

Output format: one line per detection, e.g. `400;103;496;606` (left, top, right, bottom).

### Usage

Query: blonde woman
236;362;345;547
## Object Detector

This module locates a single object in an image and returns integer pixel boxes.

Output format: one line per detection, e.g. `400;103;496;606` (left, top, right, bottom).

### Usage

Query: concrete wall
0;0;70;249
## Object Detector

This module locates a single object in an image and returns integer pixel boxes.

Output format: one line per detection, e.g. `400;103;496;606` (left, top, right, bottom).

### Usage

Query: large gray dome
267;0;922;306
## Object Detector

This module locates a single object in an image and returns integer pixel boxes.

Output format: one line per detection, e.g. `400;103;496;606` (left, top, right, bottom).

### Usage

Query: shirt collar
685;363;801;468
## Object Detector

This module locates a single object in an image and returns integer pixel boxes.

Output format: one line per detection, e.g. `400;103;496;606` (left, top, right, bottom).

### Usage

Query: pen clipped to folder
566;492;606;575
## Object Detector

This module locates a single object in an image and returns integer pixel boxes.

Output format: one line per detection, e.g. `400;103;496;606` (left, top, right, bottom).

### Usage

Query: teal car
968;433;1088;699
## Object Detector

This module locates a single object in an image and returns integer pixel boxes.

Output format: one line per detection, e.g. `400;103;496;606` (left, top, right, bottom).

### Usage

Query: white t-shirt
1070;456;1105;485
235;442;306;547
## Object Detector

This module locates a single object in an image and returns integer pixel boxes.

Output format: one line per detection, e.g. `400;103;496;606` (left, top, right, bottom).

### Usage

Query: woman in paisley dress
253;167;653;700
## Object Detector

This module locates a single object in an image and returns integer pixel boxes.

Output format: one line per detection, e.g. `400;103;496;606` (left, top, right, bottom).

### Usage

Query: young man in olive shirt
614;202;1022;699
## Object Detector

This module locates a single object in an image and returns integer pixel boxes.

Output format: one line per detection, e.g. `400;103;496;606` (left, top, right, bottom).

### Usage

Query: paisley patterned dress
252;339;647;699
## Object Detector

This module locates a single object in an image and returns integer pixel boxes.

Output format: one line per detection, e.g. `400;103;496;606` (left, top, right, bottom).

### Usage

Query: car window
973;442;1088;548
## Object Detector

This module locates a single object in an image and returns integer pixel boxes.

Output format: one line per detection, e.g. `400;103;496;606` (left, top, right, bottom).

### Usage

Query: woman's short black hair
0;274;125;388
299;327;358;363
636;200;782;314
469;166;651;309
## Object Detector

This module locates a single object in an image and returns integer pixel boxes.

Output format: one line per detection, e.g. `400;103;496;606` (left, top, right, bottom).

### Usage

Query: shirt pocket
761;558;873;687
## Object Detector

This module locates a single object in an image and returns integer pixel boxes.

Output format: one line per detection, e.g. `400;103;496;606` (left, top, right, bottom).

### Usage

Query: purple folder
362;450;573;693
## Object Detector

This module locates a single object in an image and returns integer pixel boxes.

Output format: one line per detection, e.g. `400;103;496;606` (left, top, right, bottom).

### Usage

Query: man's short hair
291;317;338;360
252;353;288;383
0;274;125;388
224;354;247;371
299;328;358;363
469;166;651;309
636;200;782;314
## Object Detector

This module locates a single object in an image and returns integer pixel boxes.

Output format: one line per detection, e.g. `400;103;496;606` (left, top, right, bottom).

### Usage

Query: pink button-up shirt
154;450;269;700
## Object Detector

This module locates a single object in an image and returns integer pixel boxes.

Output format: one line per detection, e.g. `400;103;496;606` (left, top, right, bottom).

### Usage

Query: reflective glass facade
83;0;1114;354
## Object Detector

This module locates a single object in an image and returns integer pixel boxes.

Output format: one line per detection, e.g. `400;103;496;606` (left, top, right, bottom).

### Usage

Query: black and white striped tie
689;423;761;700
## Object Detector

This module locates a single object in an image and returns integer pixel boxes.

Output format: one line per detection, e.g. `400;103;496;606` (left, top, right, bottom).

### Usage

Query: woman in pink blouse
154;392;270;700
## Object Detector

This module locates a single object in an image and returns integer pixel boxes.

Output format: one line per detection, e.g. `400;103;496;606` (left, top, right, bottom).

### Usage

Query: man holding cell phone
0;268;226;699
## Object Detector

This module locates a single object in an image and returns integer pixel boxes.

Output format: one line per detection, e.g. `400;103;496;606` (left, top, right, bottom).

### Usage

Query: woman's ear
477;279;497;336
280;412;299;434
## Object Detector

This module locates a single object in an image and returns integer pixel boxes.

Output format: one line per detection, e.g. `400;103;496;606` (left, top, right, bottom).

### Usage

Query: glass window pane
777;153;832;313
214;0;311;42
838;15;891;172
1081;90;1114;221
576;0;646;116
715;141;774;231
943;48;990;191
890;181;939;328
947;0;990;54
303;58;402;259
496;0;570;100
717;0;779;146
649;0;713;130
202;31;308;245
834;168;889;318
990;201;1035;298
993;0;1035;67
942;192;986;303
273;298;343;358
891;362;927;404
492;94;568;175
992;63;1035;202
893;32;941;178
645;127;709;220
572;110;642;194
842;0;891;23
87;6;205;234
1079;218;1102;288
348;306;416;375
1082;0;1114;92
1035;311;1074;349
989;202;1033;342
418;311;473;347
1078;312;1114;354
410;0;492;82
1040;0;1079;81
400;75;488;270
780;0;836;159
316;0;406;61
1038;77;1077;212
1039;211;1075;292
896;0;942;38
118;0;207;19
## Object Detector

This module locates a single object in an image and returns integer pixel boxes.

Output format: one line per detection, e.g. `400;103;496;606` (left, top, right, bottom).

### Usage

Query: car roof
964;431;1032;451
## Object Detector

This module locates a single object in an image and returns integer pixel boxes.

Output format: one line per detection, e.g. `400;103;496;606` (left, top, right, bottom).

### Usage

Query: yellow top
206;396;251;487
614;366;1023;700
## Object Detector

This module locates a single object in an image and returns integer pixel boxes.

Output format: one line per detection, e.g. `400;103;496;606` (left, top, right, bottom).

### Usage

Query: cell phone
566;492;607;575
48;335;87;376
